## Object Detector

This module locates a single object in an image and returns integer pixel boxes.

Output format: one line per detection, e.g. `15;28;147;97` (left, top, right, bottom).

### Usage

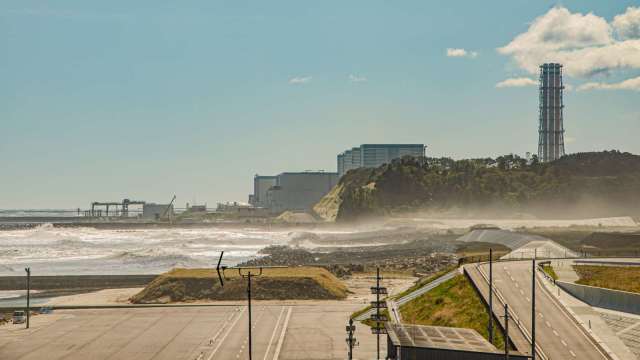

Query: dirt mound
130;267;347;304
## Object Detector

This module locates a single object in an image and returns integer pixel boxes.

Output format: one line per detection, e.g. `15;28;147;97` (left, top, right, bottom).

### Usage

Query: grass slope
399;274;505;349
541;264;558;280
574;265;640;294
131;267;347;303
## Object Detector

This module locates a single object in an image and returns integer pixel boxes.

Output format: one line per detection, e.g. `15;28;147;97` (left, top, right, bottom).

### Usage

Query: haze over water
1;216;636;276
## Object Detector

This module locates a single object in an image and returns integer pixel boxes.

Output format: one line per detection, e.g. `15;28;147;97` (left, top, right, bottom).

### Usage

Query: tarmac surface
468;261;610;360
0;304;383;360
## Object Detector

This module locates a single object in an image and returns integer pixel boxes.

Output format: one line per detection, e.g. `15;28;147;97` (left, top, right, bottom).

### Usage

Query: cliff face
314;151;640;222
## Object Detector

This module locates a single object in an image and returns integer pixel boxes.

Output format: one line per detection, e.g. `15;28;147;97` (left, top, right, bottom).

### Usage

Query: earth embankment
130;267;348;303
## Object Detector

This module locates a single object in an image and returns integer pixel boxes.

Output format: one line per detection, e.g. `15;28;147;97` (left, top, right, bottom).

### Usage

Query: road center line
262;307;286;360
207;307;247;360
272;307;292;360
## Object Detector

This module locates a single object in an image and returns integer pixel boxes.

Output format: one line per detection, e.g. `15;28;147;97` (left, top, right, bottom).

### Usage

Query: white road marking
262;307;286;360
561;340;567;347
272;307;292;360
553;330;559;336
570;350;576;357
207;306;247;360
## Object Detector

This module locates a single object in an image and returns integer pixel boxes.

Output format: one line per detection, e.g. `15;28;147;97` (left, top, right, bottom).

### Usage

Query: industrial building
538;63;566;162
337;144;426;177
263;171;338;213
142;203;174;220
385;323;528;360
248;175;277;207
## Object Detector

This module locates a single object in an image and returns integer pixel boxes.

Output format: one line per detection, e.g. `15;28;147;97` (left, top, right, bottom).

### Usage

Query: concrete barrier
557;281;640;315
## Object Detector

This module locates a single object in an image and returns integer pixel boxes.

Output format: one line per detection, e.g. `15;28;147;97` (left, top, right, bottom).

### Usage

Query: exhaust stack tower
538;63;565;162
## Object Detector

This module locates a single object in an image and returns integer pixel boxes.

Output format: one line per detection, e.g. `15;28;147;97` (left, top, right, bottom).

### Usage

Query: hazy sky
2;1;639;208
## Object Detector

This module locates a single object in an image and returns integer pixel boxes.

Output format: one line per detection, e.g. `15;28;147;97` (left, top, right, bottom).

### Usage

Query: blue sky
1;1;639;208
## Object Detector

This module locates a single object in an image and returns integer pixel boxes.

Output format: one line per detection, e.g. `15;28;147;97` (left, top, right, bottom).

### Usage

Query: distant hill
314;151;640;222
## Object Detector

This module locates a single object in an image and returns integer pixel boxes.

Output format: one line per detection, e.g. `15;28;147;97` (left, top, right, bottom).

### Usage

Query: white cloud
288;76;312;84
495;77;537;88
348;74;367;83
613;7;640;40
498;6;640;78
446;48;478;58
577;76;640;91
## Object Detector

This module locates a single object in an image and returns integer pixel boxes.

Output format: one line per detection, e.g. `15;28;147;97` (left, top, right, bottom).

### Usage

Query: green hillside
314;151;640;222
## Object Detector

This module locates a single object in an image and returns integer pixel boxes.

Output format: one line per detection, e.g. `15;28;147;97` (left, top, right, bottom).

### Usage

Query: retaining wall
557;281;640;315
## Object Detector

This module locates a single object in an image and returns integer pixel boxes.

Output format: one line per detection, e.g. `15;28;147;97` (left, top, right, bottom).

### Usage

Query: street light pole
25;267;30;329
531;250;536;360
504;303;509;360
489;248;494;344
246;271;253;360
216;253;287;360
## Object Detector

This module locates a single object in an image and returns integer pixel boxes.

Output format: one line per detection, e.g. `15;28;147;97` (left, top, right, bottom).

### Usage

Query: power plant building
538;63;566;162
142;203;174;220
262;172;338;214
248;171;338;214
249;175;277;208
337;144;426;177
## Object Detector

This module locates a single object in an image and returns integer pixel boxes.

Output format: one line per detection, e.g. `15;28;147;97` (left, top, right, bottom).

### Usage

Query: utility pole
346;318;357;360
370;267;388;360
531;250;536;360
503;303;509;360
243;271;254;360
25;267;30;329
489;248;494;344
216;252;286;360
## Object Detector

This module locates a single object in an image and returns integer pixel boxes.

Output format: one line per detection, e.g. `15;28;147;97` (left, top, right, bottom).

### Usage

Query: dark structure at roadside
385;323;529;360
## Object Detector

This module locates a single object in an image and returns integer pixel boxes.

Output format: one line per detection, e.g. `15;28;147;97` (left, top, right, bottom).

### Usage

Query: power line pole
243;271;254;360
503;303;509;360
376;267;380;360
370;267;388;360
531;250;536;360
346;318;357;360
25;267;30;329
489;248;494;344
216;252;287;360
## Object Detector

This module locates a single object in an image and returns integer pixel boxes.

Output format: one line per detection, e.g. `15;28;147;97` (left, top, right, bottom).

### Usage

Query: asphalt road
472;261;610;360
0;304;382;360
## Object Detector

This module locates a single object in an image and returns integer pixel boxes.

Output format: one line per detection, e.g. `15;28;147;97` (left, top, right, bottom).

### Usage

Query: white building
337;144;426;177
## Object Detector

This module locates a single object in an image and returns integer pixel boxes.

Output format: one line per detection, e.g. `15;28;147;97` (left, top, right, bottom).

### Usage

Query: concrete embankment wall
557;281;640;315
0;275;157;290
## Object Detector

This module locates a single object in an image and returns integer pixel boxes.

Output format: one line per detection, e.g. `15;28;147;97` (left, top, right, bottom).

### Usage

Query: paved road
0;304;381;360
471;261;610;360
464;264;531;354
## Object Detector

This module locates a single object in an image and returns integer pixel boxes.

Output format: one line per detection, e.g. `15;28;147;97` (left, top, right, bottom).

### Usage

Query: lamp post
489;248;494;344
531;250;537;360
25;267;30;329
217;251;286;360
